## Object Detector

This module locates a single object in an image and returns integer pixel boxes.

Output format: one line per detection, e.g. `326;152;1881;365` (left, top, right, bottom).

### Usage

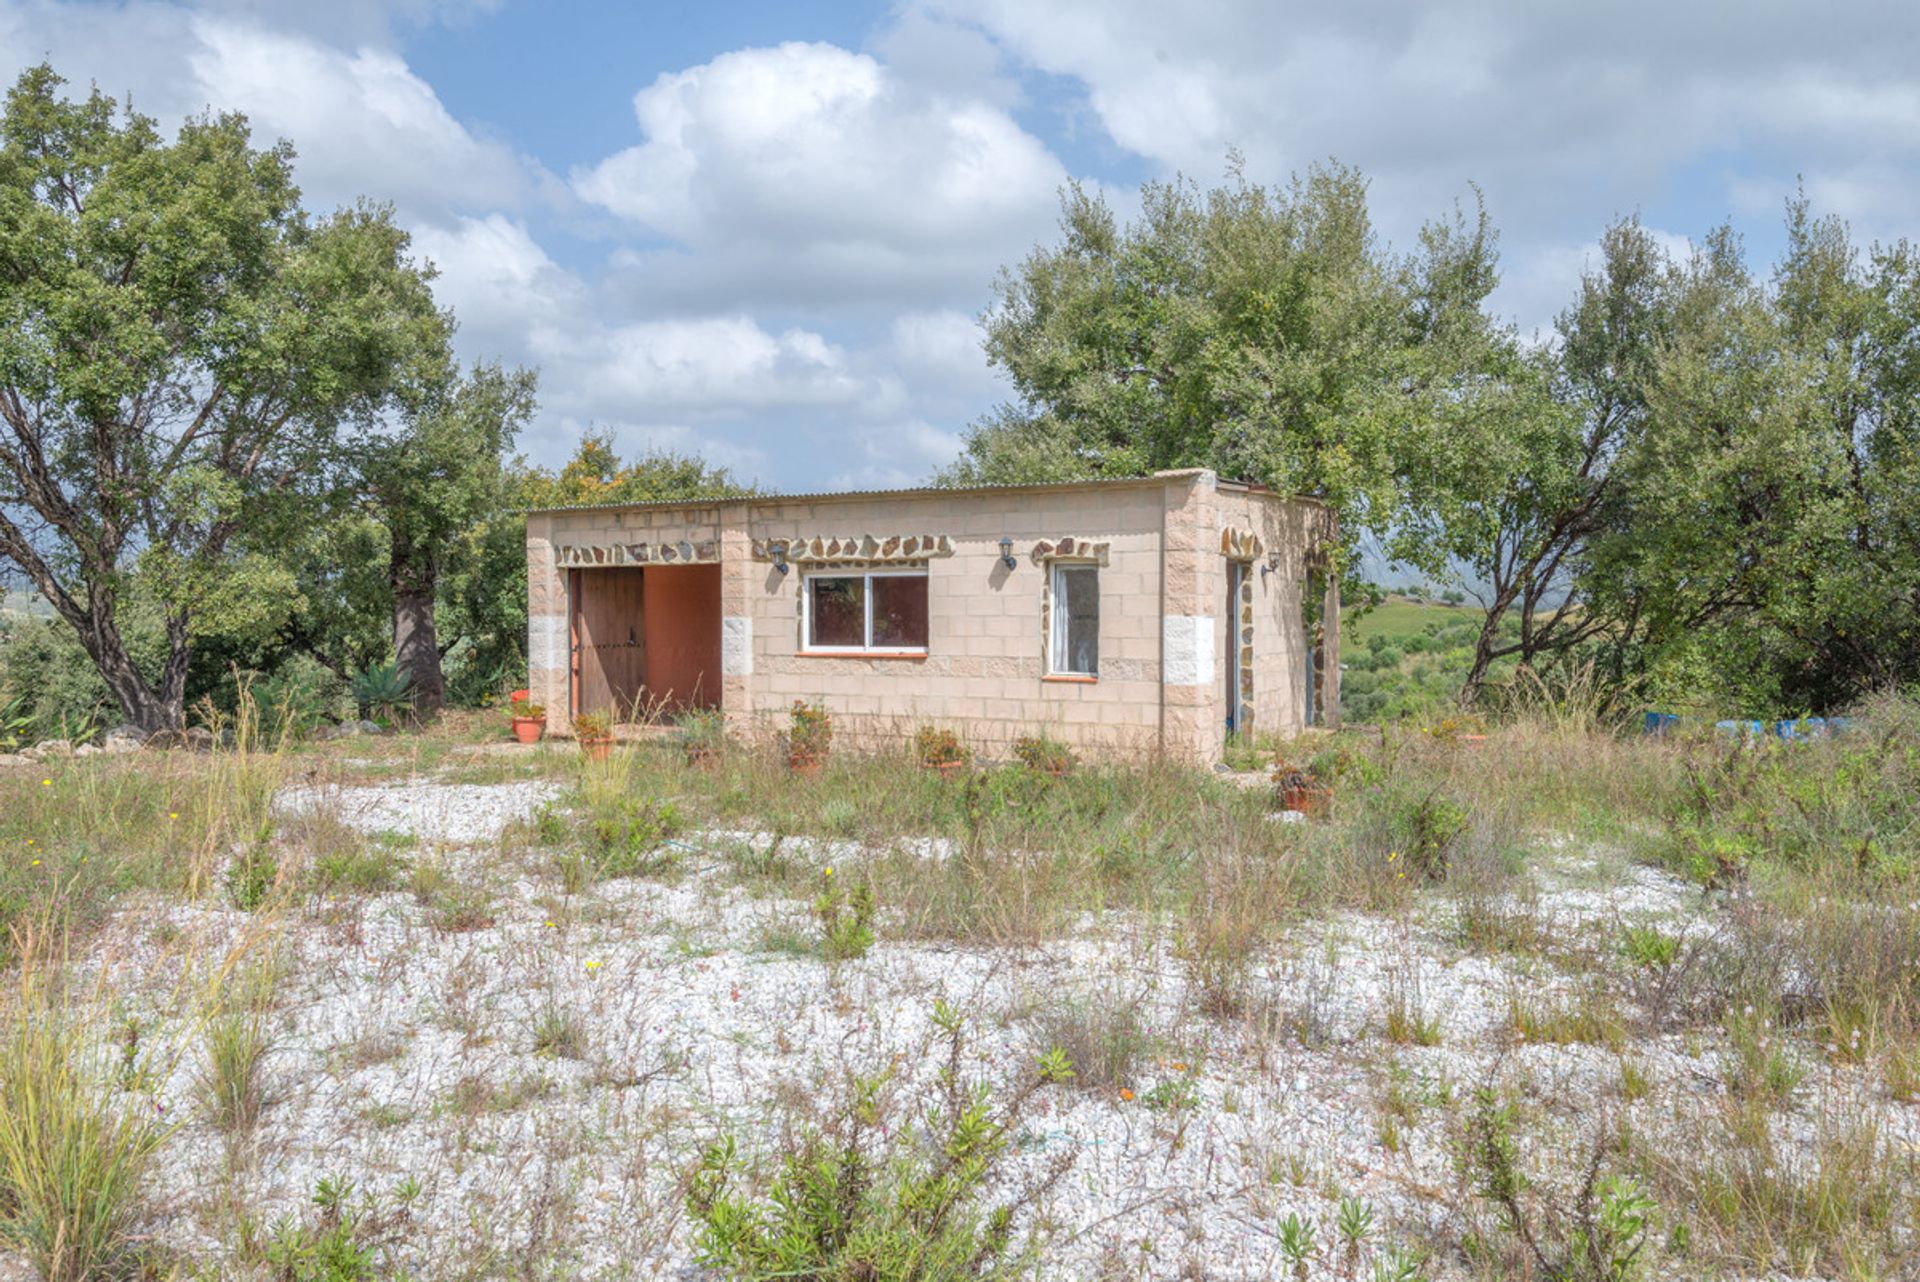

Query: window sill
797;650;928;661
1042;673;1099;684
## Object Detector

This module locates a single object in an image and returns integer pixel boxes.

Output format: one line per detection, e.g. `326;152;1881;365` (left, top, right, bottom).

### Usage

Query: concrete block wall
526;474;1328;764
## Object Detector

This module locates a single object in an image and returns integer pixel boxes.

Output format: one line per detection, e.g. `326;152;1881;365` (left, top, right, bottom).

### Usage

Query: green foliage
350;662;414;725
1378;789;1469;881
945;161;1514;583
686;1008;1070;1281
225;842;281;912
263;1176;407;1282
815;869;876;961
0;959;165;1282
0;64;448;732
789;701;832;759
583;797;682;880
1011;734;1075;775
1466;1088;1655;1282
914;726;968;767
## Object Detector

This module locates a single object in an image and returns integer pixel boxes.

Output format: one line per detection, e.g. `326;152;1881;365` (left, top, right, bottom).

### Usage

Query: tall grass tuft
0;931;165;1280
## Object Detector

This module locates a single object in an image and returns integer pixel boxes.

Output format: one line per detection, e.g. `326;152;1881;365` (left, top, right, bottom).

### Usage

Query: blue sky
4;0;1917;491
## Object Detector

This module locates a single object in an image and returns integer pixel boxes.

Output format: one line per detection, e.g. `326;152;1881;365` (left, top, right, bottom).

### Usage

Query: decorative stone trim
555;540;717;567
1028;536;1111;566
1220;527;1263;561
1235;568;1256;728
752;534;955;564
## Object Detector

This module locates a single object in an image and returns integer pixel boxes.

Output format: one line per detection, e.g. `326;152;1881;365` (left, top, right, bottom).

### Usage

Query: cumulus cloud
574;41;1068;307
918;0;1920;328
0;2;546;223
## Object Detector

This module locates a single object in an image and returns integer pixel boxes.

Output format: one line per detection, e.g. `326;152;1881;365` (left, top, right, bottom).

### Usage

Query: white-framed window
1048;562;1099;676
802;568;930;653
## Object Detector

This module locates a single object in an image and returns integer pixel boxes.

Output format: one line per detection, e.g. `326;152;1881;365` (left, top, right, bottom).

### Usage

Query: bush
815;868;876;960
585;797;681;879
686;1003;1072;1281
0;950;165;1281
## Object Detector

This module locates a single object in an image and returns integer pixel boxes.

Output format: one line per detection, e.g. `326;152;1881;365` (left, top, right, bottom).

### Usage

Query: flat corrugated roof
523;469;1314;516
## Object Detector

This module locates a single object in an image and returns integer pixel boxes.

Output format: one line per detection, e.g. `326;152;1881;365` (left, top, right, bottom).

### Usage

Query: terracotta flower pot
1280;785;1333;819
579;736;614;763
510;716;546;745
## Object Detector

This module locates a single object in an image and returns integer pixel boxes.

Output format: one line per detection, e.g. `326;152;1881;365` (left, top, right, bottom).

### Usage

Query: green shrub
815;869;876;960
686;1003;1071;1281
586;797;682;879
263;1176;402;1282
0;959;165;1282
225;840;281;911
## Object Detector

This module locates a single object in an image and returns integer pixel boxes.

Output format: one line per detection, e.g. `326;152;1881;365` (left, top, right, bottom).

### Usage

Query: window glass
871;574;929;648
1051;564;1099;675
808;576;865;648
805;571;928;651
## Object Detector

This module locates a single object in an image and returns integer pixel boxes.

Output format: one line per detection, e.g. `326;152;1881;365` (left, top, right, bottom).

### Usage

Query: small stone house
524;469;1340;765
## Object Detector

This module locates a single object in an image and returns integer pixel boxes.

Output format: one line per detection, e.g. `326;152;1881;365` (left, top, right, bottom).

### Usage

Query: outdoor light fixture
998;536;1017;570
1262;551;1282;578
772;545;789;574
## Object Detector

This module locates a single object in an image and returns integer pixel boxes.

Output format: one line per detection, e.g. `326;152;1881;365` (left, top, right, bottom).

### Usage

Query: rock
0;752;30;769
25;738;72;760
357;720;384;736
321;721;364;740
102;725;151;754
74;743;100;757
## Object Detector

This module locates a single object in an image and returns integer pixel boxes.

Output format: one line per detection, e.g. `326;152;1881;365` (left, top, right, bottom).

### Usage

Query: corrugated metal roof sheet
522;469;1312;516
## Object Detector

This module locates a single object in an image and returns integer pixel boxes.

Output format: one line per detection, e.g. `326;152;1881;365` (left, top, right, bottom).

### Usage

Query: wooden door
571;569;646;719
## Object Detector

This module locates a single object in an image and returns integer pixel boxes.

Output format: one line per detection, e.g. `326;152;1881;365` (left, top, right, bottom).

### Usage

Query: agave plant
0;692;33;750
351;662;415;725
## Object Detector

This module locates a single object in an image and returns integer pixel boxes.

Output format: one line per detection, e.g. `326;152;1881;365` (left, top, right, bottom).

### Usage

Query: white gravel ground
46;777;1920;1280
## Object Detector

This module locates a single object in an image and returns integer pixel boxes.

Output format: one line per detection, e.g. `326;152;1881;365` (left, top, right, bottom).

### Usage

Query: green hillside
1341;594;1513;723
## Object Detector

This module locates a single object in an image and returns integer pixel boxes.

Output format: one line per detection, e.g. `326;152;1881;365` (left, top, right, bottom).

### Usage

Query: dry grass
1;693;1918;1276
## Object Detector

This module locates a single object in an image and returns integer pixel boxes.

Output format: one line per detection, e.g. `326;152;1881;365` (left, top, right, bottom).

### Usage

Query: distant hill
1;589;52;621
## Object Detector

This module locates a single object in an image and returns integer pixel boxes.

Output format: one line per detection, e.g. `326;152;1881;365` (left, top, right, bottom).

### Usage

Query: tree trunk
390;527;444;715
92;633;181;734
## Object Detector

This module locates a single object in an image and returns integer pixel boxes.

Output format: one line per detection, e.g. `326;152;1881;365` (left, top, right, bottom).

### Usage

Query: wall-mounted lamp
772;545;790;575
998;536;1017;570
1261;551;1282;578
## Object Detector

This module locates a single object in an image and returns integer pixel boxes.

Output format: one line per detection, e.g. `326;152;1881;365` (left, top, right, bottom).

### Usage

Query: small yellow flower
41;779;51;787
585;959;602;971
545;920;556;928
1171;1061;1188;1072
31;860;39;867
168;812;179;821
823;867;834;877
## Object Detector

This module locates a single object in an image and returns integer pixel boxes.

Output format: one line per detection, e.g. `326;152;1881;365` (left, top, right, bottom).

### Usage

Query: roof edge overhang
522;469;1326;518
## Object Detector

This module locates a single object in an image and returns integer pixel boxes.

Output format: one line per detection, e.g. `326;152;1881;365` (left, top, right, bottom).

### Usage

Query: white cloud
0;3;545;223
184;18;539;220
574;41;1068;306
921;0;1920;330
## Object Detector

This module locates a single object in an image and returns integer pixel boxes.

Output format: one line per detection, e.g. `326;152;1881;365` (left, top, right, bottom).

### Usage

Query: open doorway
1224;559;1246;736
569;564;722;721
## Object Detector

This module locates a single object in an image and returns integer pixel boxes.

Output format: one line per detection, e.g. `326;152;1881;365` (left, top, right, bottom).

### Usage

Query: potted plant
1272;757;1332;818
676;707;727;768
574;710;615;763
510;696;547;745
1013;733;1076;778
788;701;831;774
913;725;969;777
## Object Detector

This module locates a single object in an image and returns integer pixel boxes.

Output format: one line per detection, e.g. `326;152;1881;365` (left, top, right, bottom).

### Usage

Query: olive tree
0;66;447;732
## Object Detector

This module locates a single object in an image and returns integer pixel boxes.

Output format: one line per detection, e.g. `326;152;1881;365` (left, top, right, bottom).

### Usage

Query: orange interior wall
640;564;721;714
